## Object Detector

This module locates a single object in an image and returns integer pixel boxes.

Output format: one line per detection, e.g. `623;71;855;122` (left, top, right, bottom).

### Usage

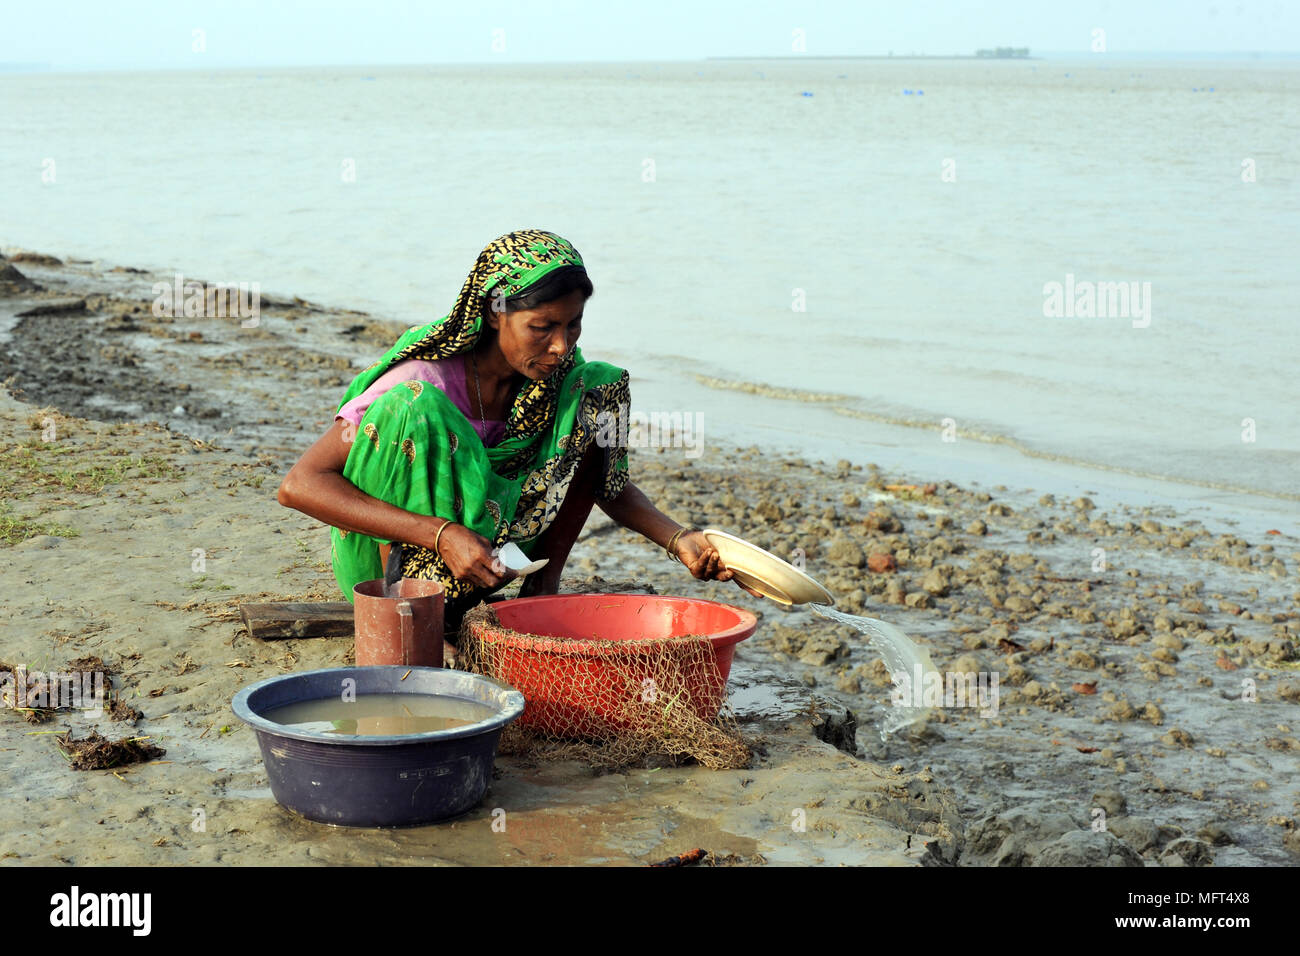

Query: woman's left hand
673;531;762;597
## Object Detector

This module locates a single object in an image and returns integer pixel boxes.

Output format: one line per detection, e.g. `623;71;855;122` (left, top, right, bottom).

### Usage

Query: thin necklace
470;352;487;435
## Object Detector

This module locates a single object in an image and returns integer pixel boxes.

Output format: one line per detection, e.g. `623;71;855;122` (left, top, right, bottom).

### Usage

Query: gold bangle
666;527;695;561
434;519;453;557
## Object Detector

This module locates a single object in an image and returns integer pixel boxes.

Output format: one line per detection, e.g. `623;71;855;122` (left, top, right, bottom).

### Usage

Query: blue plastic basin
232;666;524;828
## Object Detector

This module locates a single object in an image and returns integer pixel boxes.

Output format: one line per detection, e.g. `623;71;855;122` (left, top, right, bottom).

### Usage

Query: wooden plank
241;593;514;641
240;602;354;641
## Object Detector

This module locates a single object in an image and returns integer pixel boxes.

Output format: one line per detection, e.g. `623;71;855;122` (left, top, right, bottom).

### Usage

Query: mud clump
826;539;866;568
1196;822;1234;846
56;730;165;770
0;663;56;723
1;656;132;724
962;803;1142;867
1034;831;1143;867
107;695;143;723
846;774;963;865
574;575;659;596
0;256;40;293
867;552;897;572
810;705;857;754
1090;789;1128;817
1106;816;1162;853
1160;838;1215;867
66;654;117;676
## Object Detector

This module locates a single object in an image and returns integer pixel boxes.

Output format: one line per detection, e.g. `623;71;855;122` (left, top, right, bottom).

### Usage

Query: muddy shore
2;251;1297;866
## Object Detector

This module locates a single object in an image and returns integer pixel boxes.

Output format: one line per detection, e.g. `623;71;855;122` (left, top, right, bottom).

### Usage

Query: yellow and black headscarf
337;229;620;481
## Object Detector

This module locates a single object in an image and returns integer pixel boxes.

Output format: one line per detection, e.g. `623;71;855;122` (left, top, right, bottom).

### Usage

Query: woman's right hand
673;530;763;597
434;521;508;590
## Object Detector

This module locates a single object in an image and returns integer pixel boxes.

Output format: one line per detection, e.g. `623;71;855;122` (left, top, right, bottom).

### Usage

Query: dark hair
483;264;593;318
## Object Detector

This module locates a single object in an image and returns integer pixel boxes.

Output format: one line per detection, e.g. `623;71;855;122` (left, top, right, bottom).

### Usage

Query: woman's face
487;288;586;380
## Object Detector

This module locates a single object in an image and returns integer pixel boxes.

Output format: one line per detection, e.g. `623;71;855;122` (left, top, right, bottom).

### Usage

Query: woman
277;229;756;648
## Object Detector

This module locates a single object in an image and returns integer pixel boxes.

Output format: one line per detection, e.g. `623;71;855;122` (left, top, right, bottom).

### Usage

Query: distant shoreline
706;55;1042;61
6;54;1296;76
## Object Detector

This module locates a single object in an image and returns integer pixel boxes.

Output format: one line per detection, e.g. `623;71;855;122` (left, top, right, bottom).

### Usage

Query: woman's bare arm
595;480;679;550
597;480;759;594
277;420;509;588
277;419;445;550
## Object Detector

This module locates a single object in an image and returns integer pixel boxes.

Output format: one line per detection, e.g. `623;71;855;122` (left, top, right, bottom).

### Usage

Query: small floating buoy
800;90;814;96
903;88;913;95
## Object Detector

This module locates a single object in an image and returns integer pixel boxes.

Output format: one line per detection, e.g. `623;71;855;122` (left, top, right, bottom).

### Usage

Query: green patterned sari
329;230;630;624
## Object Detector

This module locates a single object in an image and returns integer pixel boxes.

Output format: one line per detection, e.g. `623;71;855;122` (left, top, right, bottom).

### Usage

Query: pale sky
2;0;1297;70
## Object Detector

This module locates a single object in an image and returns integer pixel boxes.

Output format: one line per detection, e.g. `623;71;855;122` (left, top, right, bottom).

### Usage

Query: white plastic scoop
492;542;549;578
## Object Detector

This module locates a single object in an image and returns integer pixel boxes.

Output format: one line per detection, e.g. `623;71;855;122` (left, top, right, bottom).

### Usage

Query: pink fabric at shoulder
335;359;458;425
335;356;506;447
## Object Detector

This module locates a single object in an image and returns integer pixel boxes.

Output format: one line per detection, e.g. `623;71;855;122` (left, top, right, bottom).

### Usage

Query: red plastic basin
465;593;757;738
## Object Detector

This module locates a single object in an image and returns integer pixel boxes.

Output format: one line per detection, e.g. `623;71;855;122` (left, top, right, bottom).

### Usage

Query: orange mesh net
456;603;751;771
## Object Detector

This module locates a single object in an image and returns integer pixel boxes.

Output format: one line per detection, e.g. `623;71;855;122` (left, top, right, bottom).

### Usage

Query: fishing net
455;603;752;771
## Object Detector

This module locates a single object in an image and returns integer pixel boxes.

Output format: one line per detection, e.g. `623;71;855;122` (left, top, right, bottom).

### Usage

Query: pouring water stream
807;603;941;740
